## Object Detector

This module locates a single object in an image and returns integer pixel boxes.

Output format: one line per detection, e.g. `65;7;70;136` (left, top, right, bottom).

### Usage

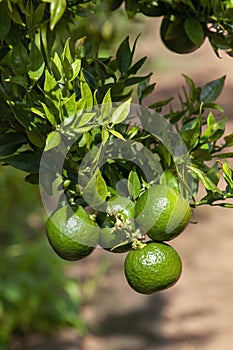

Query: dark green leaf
224;133;233;147
185;18;205;46
124;75;150;87
127;56;147;76
200;76;226;102
0;2;11;39
25;173;39;184
2;151;41;173
180;118;201;150
0;132;28;156
11;42;29;75
116;36;132;74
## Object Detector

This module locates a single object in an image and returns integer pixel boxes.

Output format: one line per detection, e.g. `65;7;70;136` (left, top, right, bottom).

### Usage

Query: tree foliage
0;0;233;212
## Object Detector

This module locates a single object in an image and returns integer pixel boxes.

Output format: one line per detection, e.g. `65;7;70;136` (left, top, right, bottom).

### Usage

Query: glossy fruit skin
135;184;191;241
124;241;182;294
160;16;204;54
46;205;99;261
98;197;135;253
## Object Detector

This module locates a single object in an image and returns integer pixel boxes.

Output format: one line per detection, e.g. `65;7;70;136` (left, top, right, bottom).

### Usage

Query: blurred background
1;8;233;350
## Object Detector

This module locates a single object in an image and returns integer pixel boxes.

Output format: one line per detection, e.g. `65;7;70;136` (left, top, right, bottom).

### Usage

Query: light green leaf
82;168;108;208
71;59;81;80
62;37;72;64
128;169;141;200
111;99;131;125
102;128;109;145
28;41;45;80
80;70;93;111
63;93;77;120
41;103;56;126
222;161;233;188
100;88;112;124
74;112;96;128
188;165;222;194
49;0;66;30
45;131;61;151
108;129;126;141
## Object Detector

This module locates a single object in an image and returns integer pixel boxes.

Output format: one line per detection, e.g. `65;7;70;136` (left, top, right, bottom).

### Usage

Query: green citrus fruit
99;197;135;253
135;184;191;241
46;205;99;261
160;16;204;54
124;241;182;294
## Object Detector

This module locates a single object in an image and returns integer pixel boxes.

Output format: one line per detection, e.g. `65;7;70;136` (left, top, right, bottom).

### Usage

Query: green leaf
74;112;96;128
49;0;66;30
137;74;155;102
203;113;226;142
160;169;179;192
25;173;39;184
207;161;220;185
62;38;72;64
0;132;27;156
108;129;126;141
185;17;205;46
224;133;233;147
32;3;46;28
28;41;45;80
188;165;222;194
71;59;81;81
80;70;93;111
101;128;109;145
52;52;63;81
116;36;132;74
128;169;141;200
7;3;24;25
0;2;11;39
11;42;29;75
111;99;131;124
44;69;59;95
2;151;41;173
180;117;201;150
44;131;61;151
222;161;233;188
100;88;112;124
200;76;226;102
63;93;77;120
124;75;151;87
127;56;147;76
82;168;108;209
41;102;57;126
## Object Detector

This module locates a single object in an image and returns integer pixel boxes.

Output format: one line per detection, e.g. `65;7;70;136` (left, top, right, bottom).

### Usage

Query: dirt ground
15;17;233;350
